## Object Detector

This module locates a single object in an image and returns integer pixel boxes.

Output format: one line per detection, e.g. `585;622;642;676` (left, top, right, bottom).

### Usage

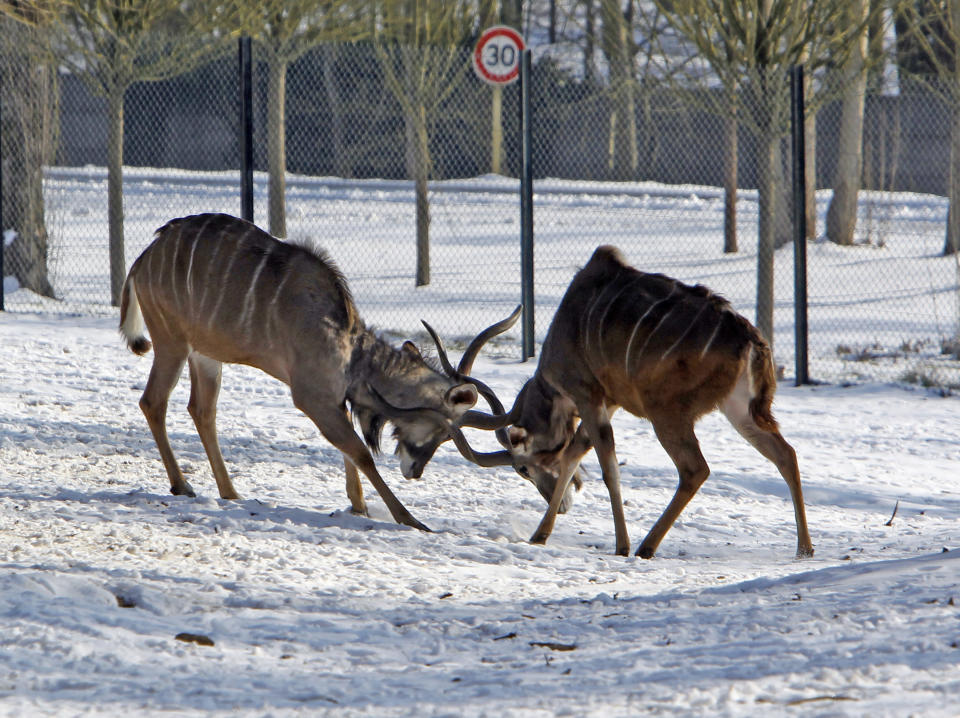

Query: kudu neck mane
348;331;437;385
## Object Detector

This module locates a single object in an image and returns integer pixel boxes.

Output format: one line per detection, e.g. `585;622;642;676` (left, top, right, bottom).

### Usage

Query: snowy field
9;166;960;387
1;310;960;716
2;169;960;715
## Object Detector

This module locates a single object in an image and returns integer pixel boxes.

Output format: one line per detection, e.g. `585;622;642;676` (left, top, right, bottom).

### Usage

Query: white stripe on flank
169;224;185;314
265;267;293;347
238;247;271;334
623;286;676;374
583;272;624;359
141;247;171;336
699;311;725;359
595;281;633;364
197;232;225;319
633;306;676;364
581;287;607;359
144;241;157;289
661;301;710;360
207;229;251;329
154;233;167;290
185;215;213;307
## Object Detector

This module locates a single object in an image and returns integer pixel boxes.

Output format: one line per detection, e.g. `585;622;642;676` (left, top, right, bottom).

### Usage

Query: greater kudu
119;213;511;532
442;245;814;559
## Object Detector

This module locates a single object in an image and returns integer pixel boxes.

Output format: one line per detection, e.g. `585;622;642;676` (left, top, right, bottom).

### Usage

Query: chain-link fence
3;37;959;388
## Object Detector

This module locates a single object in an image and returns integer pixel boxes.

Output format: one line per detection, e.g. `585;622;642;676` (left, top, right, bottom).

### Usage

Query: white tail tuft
119;276;152;355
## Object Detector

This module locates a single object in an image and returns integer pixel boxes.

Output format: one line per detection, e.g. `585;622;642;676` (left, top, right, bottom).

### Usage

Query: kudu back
452;245;813;558
119;213;507;531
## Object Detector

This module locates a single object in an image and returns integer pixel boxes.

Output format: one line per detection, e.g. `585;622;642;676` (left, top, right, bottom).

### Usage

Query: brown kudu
440;245;814;559
119;213;512;532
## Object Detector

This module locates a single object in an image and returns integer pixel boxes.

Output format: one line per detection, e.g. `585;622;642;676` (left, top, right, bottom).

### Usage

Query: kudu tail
119;275;152;356
746;330;779;432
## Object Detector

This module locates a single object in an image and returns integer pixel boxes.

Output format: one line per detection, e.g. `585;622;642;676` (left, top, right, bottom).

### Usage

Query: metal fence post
790;64;809;385
239;36;254;223
520;48;534;360
0;64;4;313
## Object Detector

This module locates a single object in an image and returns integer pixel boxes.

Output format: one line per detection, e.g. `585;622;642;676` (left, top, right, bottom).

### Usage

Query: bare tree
374;0;478;287
653;0;875;347
825;0;871;246
601;0;638;179
895;0;960;255
475;0;504;175
238;1;368;238
0;10;57;298
50;1;235;305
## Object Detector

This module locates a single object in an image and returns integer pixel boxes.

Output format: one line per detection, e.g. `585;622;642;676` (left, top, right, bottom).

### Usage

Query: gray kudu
119;213;515;532
436;245;814;559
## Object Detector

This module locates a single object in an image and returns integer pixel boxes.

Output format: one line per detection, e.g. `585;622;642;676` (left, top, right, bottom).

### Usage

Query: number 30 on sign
472;26;525;86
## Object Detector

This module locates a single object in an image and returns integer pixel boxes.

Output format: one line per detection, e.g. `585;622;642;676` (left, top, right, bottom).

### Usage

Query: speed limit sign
473;25;525;86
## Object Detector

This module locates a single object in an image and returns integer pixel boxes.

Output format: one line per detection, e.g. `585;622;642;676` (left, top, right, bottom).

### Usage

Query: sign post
473;26;534;359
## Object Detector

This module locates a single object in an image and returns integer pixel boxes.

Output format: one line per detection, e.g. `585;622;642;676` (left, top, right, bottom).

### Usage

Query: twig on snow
885;499;900;527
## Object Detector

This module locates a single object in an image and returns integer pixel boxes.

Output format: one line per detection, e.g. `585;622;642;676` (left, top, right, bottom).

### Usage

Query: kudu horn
420;305;521;440
364;384;513;468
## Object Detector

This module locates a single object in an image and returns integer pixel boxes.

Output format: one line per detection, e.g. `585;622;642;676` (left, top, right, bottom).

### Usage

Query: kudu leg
635;418;709;559
139;347;194;497
531;403;630;556
721;404;814;558
290;386;429;532
529;470;577;547
343;456;367;516
186;354;240;500
583;404;630;557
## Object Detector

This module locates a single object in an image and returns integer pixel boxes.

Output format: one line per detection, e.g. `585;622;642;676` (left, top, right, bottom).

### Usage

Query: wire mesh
3;37;959;389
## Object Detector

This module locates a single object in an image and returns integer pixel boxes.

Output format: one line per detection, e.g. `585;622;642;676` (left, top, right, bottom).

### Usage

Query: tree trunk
943;0;960;255
601;0;638;180
267;58;287;238
756;125;779;348
774;141;793;249
1;21;56;299
322;44;349;178
723;81;738;254
107;87;125;306
405;104;431;287
826;0;869;246
584;0;597;84
548;0;557;43
804;91;817;240
945;102;960;255
490;85;503;175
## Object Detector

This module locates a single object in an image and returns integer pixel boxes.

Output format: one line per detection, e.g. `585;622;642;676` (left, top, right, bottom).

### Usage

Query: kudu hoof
171;482;196;498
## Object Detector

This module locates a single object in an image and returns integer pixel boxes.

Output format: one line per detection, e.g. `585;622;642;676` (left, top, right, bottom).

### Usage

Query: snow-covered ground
2;305;960;716
2;168;960;714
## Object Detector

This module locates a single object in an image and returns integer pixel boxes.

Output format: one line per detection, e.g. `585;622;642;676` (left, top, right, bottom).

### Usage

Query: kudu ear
444;383;478;414
508;426;529;452
401;341;423;360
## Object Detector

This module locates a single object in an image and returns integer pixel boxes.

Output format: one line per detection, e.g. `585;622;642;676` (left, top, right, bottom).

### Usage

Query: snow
2;170;960;715
3;302;960;716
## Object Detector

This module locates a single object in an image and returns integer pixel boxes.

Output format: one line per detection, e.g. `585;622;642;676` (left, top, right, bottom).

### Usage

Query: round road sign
473;25;525;86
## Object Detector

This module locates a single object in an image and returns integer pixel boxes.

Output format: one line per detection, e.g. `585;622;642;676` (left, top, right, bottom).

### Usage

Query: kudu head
501;376;586;514
359;307;522;480
422;319;584;514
